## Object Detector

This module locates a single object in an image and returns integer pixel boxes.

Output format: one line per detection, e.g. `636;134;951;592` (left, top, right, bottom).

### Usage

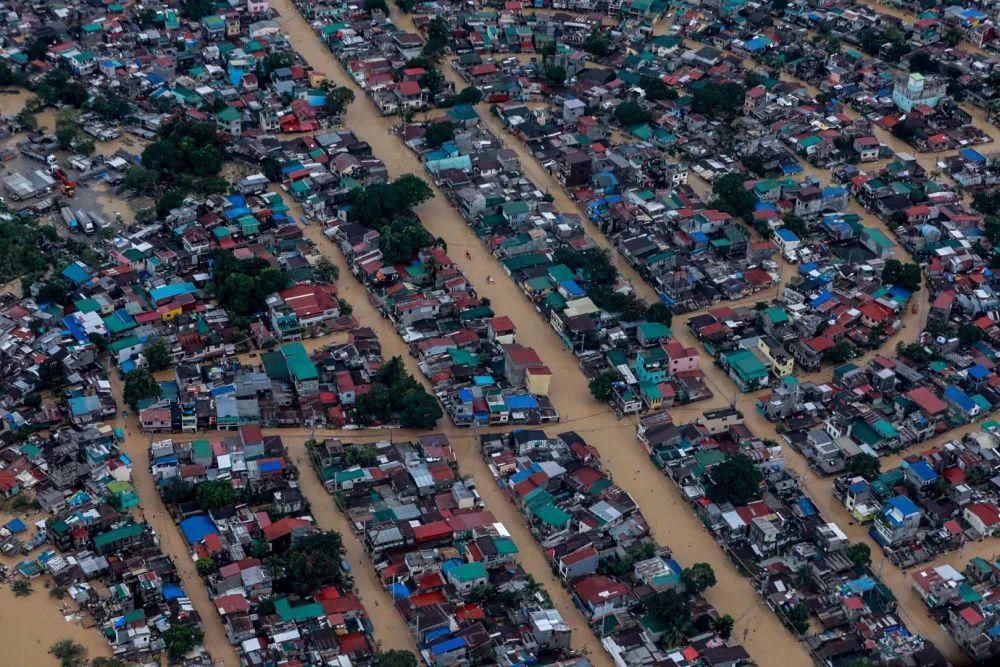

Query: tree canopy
196;480;236;510
142;121;226;181
681;563;717;594
162;624;204;660
144;337;172;372
707;454;763;506
284;531;349;594
691;82;746;121
209;249;291;316
589;370;620;403
881;259;921;292
846;453;881;481
379;218;434;265
614;101;652;127
424;121;455;148
325;86;355;116
123;368;161;407
348;175;434;229
354;356;442;428
711;172;755;221
374;650;419;667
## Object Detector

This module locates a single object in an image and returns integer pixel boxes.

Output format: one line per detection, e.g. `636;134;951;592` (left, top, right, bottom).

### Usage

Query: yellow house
757;337;794;377
159;304;183;321
526;365;552;396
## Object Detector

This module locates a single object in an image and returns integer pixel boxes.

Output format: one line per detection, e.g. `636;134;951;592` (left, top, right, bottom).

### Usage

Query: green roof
725;349;767;380
216;106;240;122
94;523;146;551
282;342;318;381
448;561;488;583
763;306;789;324
192;439;212;460
274;598;325;623
863;227;894;248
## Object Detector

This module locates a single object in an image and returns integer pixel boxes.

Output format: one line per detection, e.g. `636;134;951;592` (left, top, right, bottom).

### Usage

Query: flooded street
268;1;816;663
106;374;241;667
0;513;113;665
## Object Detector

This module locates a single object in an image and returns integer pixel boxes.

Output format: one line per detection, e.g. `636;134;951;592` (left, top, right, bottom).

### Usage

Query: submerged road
268;2;816;664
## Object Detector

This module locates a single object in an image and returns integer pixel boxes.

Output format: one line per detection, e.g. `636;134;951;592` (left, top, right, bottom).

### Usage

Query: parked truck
60;206;78;231
75;209;94;234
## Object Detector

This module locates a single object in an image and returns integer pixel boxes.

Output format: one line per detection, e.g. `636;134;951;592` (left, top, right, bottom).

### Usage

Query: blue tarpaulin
4;518;26;534
179;515;219;545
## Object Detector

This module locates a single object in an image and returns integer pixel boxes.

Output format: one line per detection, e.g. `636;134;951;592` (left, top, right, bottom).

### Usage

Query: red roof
263;517;311;542
215;594;250;615
906;387;947;415
412;520;452;543
398;80;422;96
967;502;1000;527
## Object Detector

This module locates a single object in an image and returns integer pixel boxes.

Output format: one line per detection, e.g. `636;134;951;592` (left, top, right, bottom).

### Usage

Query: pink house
663;340;699;374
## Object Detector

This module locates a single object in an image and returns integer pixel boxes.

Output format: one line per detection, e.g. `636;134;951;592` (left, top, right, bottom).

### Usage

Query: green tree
422;17;450;62
614;101;652;127
959;324;983;345
379;218;433;264
681;562;717;594
456;86;482;105
162;624;204;660
143;337;172;372
847;543;872;568
91;658;127;667
707;454;763;506
196;557;217;577
785;602;810;635
15;109;37;131
262;156;282;182
399;387;443;428
638;75;677;101
881;258;921;291
424;121;455;148
124;166;159;195
49;639;86;667
364;0;388;12
195;480;236;510
374;650;419;667
823;339;857;364
646;302;672;327
324;86;355;116
691;82;746;121
285;531;348;594
123;367;161;406
846;453;881;481
180;0;213;19
712;172;755;221
589;370;620;403
582;29;613;57
394;0;417;11
12;580;32;597
160;477;194;505
348;175;434;229
38;357;65;389
314;257;340;283
713;614;734;639
90;92;131;121
543;65;567;85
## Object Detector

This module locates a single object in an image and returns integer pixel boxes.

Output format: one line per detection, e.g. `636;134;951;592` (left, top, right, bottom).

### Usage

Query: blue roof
848;480;869;494
424;626;452;642
179;515;219;545
61;315;89;343
908;460;938;483
62;263;92;284
560;280;585;298
885;495;919;518
259;459;283;473
969;364;991;380
796;497;818;517
5;518;26;534
809;291;834;309
776;228;799;243
149;282;196;302
163;583;185;600
431;637;466;655
389;582;410;599
944;385;976;412
960;148;986;163
506;394;539;409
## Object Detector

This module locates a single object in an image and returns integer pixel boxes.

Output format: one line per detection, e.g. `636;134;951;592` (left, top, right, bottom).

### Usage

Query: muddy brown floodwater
268;0;819;663
0;513;113;666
